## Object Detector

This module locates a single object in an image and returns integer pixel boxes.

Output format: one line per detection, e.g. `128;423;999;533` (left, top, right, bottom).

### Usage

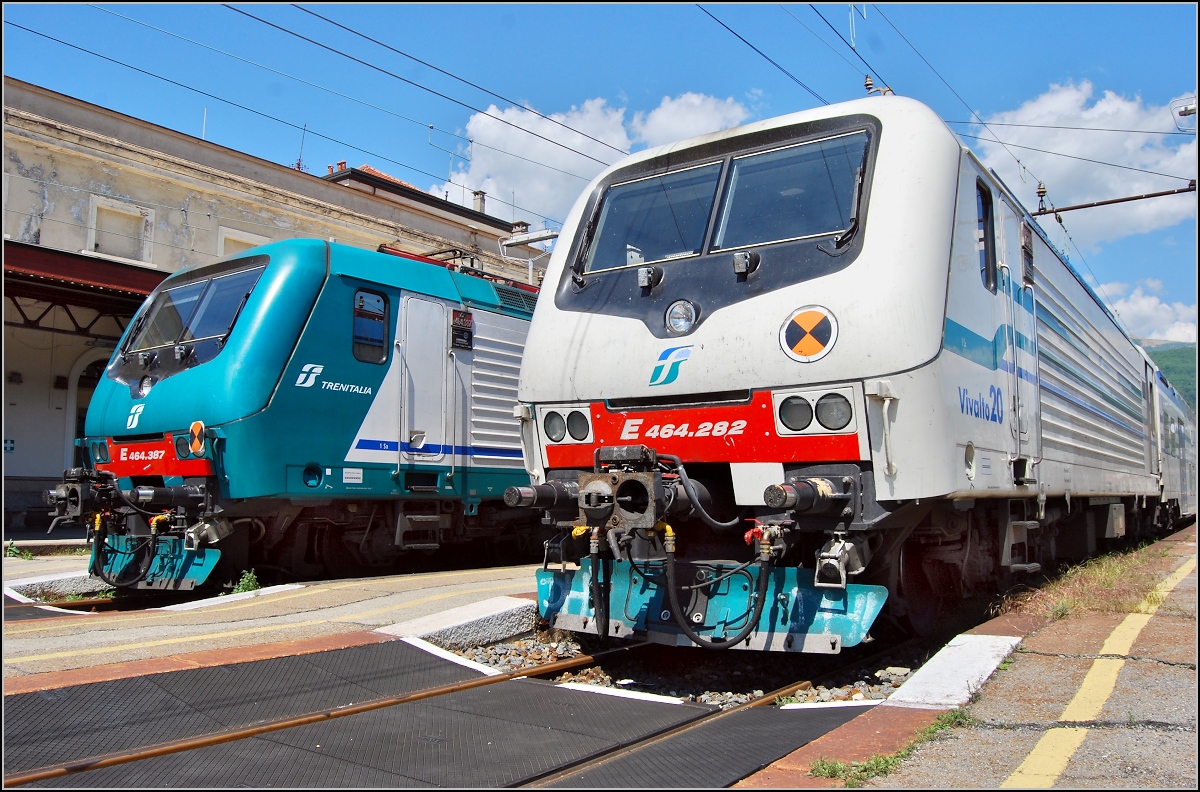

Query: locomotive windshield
581;131;868;273
584;162;722;272
125;265;266;354
712;131;867;250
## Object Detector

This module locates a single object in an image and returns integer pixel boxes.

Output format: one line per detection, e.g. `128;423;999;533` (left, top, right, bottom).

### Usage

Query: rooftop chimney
327;164;334;175
336;160;347;172
512;221;530;235
473;190;486;213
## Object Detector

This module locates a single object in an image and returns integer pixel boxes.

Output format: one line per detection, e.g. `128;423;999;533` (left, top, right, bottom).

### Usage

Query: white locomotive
506;96;1197;652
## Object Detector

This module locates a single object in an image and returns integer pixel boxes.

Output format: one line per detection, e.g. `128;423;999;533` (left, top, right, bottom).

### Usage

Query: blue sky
4;3;1196;340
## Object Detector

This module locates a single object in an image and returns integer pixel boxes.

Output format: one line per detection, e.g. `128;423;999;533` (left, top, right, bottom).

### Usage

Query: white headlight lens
566;410;590;441
666;300;696;334
778;396;813;431
543;411;567;442
815;393;853;430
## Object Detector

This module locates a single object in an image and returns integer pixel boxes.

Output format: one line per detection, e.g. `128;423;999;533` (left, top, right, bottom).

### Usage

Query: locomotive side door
400;296;448;462
998;198;1041;480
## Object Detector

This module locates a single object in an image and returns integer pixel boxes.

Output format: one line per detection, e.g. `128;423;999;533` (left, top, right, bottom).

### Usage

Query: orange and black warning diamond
188;421;206;455
780;306;838;362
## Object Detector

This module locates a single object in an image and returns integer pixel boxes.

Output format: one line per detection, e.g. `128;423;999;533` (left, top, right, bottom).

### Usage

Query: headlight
815;393;853;430
175;435;191;459
778;396;813;431
543;411;567;443
567;410;590;441
666;300;697;334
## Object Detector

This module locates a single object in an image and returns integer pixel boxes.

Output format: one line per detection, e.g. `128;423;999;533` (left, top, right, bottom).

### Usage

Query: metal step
1010;563;1042;574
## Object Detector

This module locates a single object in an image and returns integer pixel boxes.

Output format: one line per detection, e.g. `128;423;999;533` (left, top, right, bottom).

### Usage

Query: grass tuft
232;569;261;594
999;543;1169;619
5;541;34;561
807;708;977;786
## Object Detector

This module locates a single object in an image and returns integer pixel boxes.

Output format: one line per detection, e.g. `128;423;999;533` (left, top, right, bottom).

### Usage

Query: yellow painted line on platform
3;581;534;665
331;582;530;621
1001;554;1196;788
1001;727;1088;788
5;619;329;664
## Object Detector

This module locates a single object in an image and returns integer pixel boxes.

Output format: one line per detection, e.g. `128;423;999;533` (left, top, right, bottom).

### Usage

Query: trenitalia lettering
958;386;1004;424
321;381;373;395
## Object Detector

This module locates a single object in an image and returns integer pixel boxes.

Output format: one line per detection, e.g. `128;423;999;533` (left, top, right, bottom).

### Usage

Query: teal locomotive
47;239;542;591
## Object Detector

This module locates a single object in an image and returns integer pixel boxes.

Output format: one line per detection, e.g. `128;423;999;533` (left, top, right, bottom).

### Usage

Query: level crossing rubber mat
543;703;874;787
4;639;478;776
27;679;716;787
3;595;82;621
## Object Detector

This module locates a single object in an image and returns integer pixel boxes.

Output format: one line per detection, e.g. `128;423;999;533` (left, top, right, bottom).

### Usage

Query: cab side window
353;290;389;364
977;181;997;292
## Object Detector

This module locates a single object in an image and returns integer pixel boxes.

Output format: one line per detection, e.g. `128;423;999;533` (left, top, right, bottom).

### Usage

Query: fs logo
295;364;325;388
649;346;693;387
126;404;145;430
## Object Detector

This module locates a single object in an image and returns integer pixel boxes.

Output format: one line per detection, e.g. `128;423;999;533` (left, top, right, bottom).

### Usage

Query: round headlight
665;300;697;335
778;396;813;432
815;393;853;430
566;410;589;441
543;411;567;443
90;441;101;462
175;435;191;459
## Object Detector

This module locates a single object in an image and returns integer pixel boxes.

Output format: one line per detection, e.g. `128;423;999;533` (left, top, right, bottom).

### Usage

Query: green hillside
1147;345;1197;411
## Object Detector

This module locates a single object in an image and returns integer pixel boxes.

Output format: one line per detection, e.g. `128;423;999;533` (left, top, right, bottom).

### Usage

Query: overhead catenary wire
869;4;1038;184
778;4;864;77
291;4;629;158
808;3;893;94
85;4;593;183
697;5;829;106
956;134;1195;183
4;21;563;226
949;121;1194;136
223;5;615;169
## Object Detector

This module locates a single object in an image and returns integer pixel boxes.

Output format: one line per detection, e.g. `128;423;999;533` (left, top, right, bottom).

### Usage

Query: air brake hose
91;514;164;588
657;454;747;531
662;523;771;650
589;526;608;641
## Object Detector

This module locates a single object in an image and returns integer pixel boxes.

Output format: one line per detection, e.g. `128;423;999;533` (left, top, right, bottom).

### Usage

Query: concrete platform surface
736;523;1197;789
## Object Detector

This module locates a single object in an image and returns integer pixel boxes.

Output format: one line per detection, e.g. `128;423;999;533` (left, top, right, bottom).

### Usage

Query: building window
218;226;271;258
86;195;154;264
976;181;997;292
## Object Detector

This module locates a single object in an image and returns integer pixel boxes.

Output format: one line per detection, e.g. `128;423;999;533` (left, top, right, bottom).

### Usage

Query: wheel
899;542;942;637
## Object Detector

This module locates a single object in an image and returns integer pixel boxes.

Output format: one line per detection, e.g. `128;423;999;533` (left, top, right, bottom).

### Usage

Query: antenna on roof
293;124;309;172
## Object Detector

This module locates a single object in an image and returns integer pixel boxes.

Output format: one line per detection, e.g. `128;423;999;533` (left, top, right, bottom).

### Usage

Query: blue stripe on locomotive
84;239;530;501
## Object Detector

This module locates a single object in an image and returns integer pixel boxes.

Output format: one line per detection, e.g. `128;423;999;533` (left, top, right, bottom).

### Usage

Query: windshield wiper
570;204;604;291
820;146;868;256
223;291;252;338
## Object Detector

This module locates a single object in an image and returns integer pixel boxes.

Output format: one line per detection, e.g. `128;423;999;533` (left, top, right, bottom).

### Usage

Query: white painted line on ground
780;699;882;709
154;584;305;610
2;585;99;616
399;635;502;676
556;681;685;705
883;632;1022;710
5;571;93;588
4;587;35;603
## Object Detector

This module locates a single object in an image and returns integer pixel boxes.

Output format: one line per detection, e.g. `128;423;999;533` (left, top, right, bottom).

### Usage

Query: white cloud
429;93;749;229
1100;279;1197;342
630;93;750;149
973;81;1197;247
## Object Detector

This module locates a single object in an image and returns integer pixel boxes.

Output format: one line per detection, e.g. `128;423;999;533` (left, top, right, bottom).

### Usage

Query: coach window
352;290;389;364
977;181;997;291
